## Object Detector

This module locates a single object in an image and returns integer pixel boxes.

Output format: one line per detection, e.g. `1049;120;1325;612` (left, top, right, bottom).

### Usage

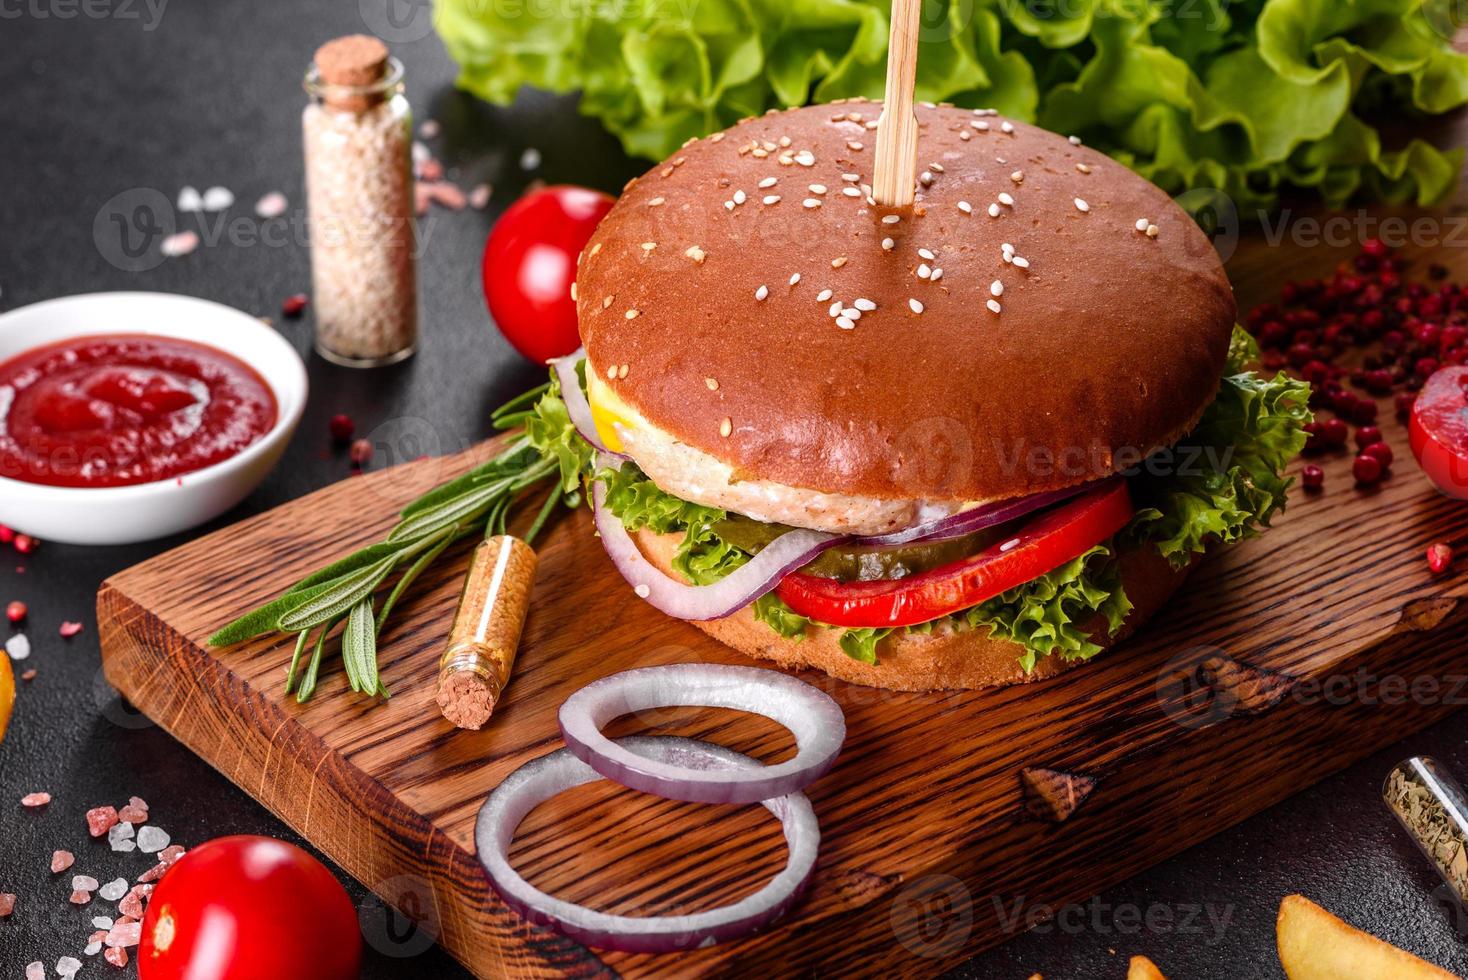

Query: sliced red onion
475;736;819;952
549;350;609;454
559;663;845;804
592;458;838;622
854;482;1090;547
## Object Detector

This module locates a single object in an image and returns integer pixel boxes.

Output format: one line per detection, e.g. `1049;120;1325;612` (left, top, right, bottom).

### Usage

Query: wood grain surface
98;199;1468;978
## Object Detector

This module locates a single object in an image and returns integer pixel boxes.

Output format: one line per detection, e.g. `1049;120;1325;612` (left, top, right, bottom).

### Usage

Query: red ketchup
0;334;277;488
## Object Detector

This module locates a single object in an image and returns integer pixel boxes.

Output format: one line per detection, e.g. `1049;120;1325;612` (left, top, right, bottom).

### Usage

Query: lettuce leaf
1125;329;1313;566
436;0;1468;208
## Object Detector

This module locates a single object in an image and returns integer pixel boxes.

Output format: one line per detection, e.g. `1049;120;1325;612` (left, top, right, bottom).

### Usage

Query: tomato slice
1410;365;1468;501
776;480;1133;628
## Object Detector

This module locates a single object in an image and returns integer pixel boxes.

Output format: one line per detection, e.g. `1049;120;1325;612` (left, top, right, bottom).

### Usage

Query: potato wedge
1277;894;1460;979
1127;955;1167;980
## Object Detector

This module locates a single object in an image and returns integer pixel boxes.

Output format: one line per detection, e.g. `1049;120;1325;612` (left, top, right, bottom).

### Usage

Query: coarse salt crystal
56;958;82;980
254;192;288;219
25;963;42;980
105;920;142;948
158;845;186;865
519;147;541;171
87;806;119;837
201;186;234;212
6;634;30;660
73;874;99;892
92;915;114;930
104;948;129;968
99;878;128;901
176;186;202;212
20;790;48;806
160;231;199;257
51;850;74;873
469;183;492;209
0;894;13;917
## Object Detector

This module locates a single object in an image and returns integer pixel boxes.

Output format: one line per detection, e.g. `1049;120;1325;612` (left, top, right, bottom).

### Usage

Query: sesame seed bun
577;101;1235;505
634;527;1190;691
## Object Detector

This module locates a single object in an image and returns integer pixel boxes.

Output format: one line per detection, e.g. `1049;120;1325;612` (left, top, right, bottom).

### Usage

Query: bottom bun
633;529;1192;692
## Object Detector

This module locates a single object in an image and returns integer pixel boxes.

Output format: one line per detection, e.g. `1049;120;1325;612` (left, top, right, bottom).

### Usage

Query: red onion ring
559;664;845;804
550;350;610;455
592;455;839;622
855;482;1090;547
475;736;819;952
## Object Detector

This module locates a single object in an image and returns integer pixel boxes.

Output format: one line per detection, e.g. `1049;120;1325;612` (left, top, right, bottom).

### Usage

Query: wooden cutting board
98;224;1468;978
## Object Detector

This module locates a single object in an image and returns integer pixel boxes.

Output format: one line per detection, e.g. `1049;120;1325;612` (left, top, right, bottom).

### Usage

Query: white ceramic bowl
0;292;307;545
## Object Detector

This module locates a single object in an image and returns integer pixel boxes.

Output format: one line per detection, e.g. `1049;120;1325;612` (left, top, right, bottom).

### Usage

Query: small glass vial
303;35;418;367
1383;756;1468;907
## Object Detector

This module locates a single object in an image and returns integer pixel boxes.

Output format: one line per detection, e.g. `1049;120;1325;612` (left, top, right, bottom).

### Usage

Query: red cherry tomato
482;185;615;363
1410;365;1468;500
139;836;360;980
778;480;1134;628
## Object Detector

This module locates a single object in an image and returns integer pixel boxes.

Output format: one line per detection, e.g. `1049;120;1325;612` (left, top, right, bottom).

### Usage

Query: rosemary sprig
209;371;593;703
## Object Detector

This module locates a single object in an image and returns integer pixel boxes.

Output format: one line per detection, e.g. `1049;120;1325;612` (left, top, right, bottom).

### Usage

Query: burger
549;101;1310;692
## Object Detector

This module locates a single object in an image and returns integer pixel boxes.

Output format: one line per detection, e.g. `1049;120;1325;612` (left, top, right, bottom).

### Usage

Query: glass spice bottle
303;35;418;367
1383;756;1468;907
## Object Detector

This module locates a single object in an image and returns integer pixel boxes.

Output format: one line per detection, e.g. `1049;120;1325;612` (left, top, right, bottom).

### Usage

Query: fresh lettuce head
437;0;1468;209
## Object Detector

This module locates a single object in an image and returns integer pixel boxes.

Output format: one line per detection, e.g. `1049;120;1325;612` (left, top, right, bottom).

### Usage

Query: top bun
577;101;1235;504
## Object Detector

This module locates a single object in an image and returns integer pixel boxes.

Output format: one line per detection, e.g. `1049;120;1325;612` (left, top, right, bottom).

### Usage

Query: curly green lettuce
436;0;1468;209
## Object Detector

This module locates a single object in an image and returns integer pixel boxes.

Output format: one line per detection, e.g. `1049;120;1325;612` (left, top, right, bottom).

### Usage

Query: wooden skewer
873;0;923;207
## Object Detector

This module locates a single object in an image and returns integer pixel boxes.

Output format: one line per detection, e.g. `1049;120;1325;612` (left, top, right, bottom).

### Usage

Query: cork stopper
313;35;390;111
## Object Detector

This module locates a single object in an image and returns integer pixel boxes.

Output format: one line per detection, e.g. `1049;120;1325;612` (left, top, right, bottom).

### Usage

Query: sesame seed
917;264;931;279
607;364;617;379
710;132;724;143
881;237;895;251
789;272;801;286
570;282;577;301
1074;198;1090;213
842;187;862;198
909;298;924;314
755;285;769;301
999;538;1019;553
836;315;855;330
987;299;1002;314
847;141;864;151
842;307;861;320
795;151;816;166
648;197;665;206
1146;224;1159;238
809;184;827;194
960;130;972;141
990;280;1003;297
854;298;876;311
957;201;973;214
918;248;935;260
1001;242;1015;254
603;295;614;308
829;301;843;317
988;203;1001;217
1000;121;1014;133
635;583;651;598
1069;135;1082;145
1013;255;1030;269
842;172;860;182
759;176;778;188
706;377;719;390
998;192;1014;206
733;190;747;204
779;136;792;147
752;148;767;158
641;241;657;252
1076;163;1091;174
618;363;629;379
1010;171;1023;183
832;256;848;268
686;245;706;263
803;198;822;209
590;242;603;258
625;309;639;319
720;417;733;437
724;200;735;211
1135;218;1149;232
971;120;990;131
931;267;943;281
919;172;934;186
882;214;900;225
779;154;793;166
816;288;833;301
1002;253;1013;264
930;163;945;173
763;195;781;205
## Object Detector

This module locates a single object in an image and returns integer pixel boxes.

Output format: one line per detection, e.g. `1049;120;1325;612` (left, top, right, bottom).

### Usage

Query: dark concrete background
1;2;1466;977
